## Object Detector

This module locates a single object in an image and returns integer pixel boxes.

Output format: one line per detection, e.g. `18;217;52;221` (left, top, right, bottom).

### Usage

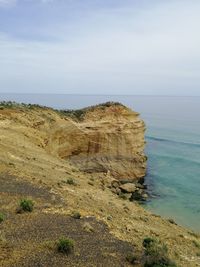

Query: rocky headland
0;101;199;266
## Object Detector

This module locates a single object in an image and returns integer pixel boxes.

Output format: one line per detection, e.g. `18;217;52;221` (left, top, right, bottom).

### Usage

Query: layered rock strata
47;102;147;183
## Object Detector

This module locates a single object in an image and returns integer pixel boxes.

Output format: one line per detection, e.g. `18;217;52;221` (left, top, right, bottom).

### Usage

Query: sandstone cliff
47;102;147;182
0;102;146;183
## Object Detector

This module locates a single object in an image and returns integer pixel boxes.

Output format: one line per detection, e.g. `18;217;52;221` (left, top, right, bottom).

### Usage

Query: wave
146;136;200;148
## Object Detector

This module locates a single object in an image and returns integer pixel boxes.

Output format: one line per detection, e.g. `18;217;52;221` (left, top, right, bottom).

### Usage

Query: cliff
0;102;146;183
47;102;147;182
0;102;199;267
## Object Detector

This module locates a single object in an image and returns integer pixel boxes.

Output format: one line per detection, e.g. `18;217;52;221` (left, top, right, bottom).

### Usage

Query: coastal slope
0;102;199;267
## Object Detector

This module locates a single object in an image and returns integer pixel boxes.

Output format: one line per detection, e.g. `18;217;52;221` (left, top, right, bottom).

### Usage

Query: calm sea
1;94;200;232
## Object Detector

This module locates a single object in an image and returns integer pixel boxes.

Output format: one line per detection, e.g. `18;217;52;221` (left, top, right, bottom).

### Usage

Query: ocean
1;93;200;232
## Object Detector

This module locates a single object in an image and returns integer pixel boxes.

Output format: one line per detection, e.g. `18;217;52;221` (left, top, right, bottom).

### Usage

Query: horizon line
0;93;200;97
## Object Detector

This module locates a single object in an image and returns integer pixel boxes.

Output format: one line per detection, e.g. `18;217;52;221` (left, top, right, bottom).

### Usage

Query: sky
0;0;200;95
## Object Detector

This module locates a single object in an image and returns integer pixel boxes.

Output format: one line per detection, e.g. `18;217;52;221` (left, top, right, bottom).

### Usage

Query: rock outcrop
47;102;147;182
0;101;147;187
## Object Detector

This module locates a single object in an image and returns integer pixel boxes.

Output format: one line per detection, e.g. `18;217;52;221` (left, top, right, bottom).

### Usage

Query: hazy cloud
0;0;16;7
0;0;200;95
0;0;54;7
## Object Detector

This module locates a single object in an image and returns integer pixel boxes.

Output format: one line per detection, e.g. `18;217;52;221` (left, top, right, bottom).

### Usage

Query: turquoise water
145;136;200;231
1;94;200;232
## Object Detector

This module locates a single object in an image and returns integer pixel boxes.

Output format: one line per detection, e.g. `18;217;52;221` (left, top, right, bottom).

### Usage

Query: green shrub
126;252;137;264
57;237;74;254
0;213;5;223
66;178;76;185
193;240;200;249
20;199;34;212
143;238;177;267
143;237;157;249
71;211;81;219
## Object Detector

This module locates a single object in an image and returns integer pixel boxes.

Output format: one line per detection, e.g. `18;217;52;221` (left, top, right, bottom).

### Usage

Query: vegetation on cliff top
57;101;127;120
0;100;126;121
0;101;48;110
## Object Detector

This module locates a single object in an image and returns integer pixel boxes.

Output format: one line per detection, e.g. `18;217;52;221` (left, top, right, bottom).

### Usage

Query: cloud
0;0;16;7
0;0;53;8
0;0;200;95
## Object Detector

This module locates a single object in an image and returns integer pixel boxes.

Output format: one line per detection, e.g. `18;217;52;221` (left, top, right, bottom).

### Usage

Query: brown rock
120;183;137;193
111;179;120;188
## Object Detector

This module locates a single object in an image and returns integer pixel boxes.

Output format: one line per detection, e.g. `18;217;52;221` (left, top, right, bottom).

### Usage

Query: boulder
119;183;136;193
111;179;120;188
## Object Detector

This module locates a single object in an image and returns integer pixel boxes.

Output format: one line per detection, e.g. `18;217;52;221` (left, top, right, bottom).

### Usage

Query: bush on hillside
143;237;177;267
57;237;74;254
19;199;34;212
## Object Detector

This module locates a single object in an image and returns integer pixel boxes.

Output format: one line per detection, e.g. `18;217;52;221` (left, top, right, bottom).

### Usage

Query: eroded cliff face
47;103;147;182
0;102;146;183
